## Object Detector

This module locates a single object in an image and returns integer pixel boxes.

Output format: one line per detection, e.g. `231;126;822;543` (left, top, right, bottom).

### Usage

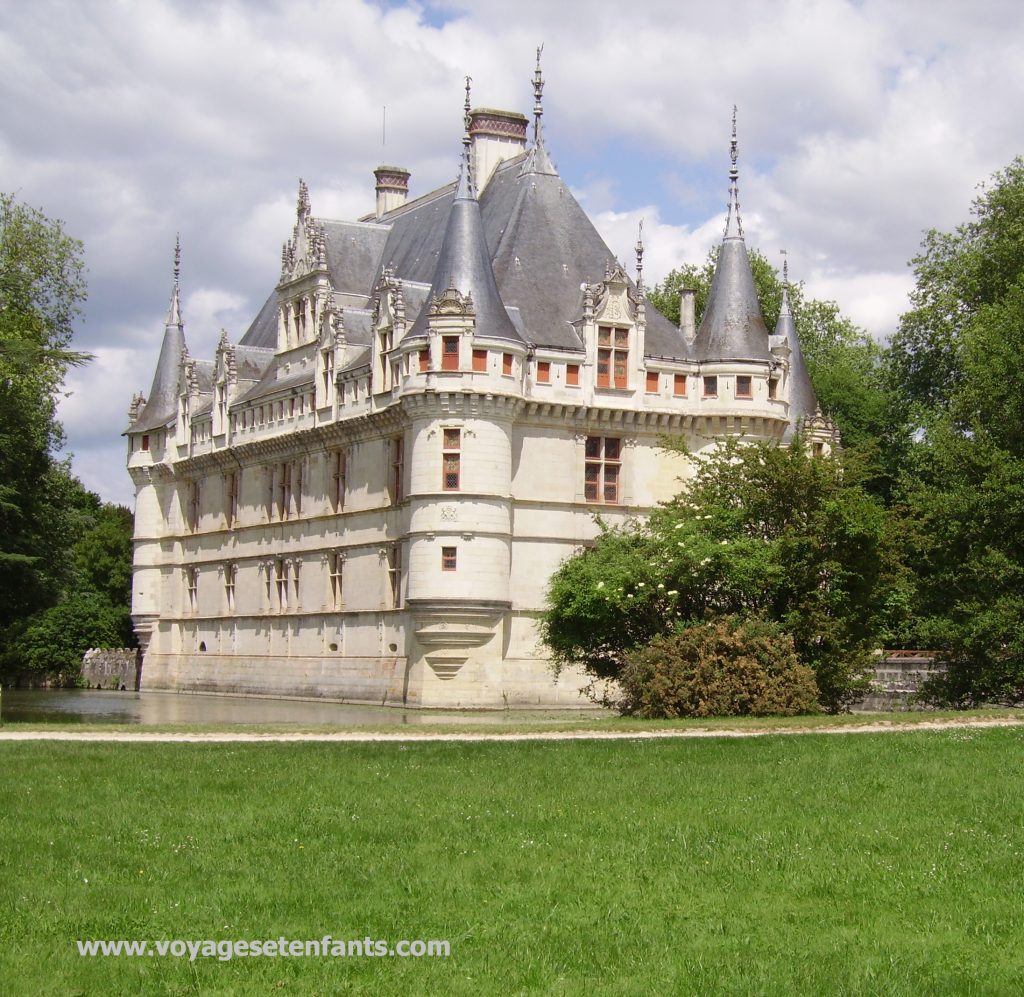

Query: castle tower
403;85;523;704
126;238;188;657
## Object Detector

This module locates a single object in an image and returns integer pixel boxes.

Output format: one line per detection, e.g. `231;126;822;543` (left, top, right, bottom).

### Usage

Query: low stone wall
81;648;141;691
862;651;946;711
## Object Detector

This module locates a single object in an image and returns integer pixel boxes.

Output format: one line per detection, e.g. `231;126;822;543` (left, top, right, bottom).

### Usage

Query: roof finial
167;235;182;327
635;218;645;294
456;76;476;199
533;44;545;146
779;248;792;316
725;105;744;240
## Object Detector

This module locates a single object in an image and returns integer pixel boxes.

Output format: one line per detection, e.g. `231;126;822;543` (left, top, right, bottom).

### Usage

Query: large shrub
616;616;820;718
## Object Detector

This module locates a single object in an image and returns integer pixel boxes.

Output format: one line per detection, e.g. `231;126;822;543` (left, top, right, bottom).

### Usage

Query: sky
2;0;1022;507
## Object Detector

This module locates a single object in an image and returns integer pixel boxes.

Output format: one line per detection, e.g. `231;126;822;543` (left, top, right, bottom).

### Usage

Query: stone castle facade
126;70;836;708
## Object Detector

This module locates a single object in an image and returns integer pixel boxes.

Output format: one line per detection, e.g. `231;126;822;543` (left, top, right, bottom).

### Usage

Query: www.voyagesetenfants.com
76;936;451;961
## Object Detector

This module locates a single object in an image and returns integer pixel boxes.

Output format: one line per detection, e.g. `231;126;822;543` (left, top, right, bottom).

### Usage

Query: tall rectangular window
566;364;580;386
768;377;779;399
186;567;199;613
331;450;347;513
736;375;752;399
226;471;239;528
276;462;292;520
187;480;201;533
442;428;461;491
502;352;513;376
275;558;289;611
224;563;236;613
141;434;150;451
703;376;718;398
442;336;460;371
584;436;621;504
597;326;628;389
293;460;303;516
389;436;404;504
673;374;687;397
442;546;457;571
329;551;344;610
536;360;551;383
472;349;487;372
645;370;659;394
388;544;402;608
321;347;334;400
419;347;431;372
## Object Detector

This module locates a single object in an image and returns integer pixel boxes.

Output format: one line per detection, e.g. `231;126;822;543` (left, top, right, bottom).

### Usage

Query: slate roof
239;145;688;358
770;284;819;440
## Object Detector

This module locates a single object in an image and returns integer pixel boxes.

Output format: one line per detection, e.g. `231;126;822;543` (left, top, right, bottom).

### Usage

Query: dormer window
597;326;628;389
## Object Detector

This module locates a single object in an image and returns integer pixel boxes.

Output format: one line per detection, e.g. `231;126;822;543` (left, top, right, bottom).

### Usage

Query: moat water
0;688;606;727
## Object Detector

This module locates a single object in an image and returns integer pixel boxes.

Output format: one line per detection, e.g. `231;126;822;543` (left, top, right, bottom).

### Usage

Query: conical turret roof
695;110;772;363
408;99;522;343
128;238;187;433
771;260;820;440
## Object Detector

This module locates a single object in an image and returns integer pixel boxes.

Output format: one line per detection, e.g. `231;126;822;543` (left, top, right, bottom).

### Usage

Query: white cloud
4;0;1022;502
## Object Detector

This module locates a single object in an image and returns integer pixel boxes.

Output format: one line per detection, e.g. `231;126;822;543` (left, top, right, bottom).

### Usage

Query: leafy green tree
891;158;1024;704
8;591;127;680
0;194;89;631
543;438;906;712
889;157;1024;414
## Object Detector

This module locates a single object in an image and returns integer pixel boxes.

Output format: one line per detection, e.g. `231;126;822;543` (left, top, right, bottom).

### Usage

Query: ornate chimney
468;109;528;190
374;166;411;219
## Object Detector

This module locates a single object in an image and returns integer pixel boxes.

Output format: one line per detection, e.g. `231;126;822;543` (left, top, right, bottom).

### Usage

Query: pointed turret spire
693;109;771;362
128;237;189;432
457;75;476;199
635;219;645;294
521;46;557;177
167;234;183;327
771;251;820;440
532;44;545;146
725;105;743;239
407;92;522;343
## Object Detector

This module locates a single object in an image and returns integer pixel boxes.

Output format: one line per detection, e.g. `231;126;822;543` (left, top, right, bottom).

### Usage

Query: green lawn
2;730;1023;995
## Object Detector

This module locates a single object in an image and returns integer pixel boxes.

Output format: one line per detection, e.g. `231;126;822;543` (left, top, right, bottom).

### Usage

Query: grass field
2;728;1024;995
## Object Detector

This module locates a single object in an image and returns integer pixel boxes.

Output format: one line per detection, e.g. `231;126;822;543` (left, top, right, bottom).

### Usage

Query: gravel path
1;716;1022;743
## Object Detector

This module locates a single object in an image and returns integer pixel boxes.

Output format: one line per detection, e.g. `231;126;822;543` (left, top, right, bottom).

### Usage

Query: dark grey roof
407;150;523;343
192;360;214;394
239;289;278;348
376;184;456;286
323;221;390;303
694;236;772;362
232;138;701;369
235;360;315;405
128;312;186;433
234;345;274;383
771;287;819;440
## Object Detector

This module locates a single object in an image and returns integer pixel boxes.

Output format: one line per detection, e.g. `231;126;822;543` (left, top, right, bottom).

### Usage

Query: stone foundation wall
82;648;141;691
863;652;946;711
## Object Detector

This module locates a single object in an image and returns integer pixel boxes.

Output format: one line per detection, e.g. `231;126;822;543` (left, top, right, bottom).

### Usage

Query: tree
888;157;1024;415
891;158;1024;704
0;195;89;631
542;438;906;712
